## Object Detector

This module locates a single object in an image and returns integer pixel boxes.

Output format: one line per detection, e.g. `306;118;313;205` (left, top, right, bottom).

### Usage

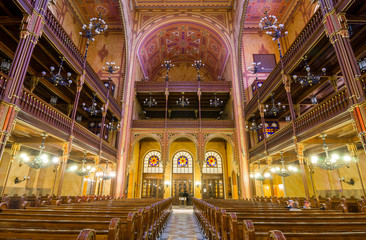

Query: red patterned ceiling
243;0;299;28
138;22;229;81
134;0;232;8
70;0;123;30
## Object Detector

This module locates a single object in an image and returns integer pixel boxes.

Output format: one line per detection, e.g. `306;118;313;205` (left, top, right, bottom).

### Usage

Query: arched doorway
172;150;194;204
202;151;224;199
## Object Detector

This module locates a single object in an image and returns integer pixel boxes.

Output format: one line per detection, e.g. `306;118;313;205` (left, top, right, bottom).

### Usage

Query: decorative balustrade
18;89;117;158
248;141;265;161
135;81;231;93
132;119;234;129
248;88;351;158
295;88;350;134
244;9;325;118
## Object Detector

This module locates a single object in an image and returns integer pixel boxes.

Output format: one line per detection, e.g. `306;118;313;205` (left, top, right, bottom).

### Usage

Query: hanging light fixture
49;96;58;106
246;117;262;132
79;14;107;43
102;61;119;92
271;152;297;177
192;60;205;81
310;134;354;170
143;92;157;108
264;94;286;116
42;57;72;86
358;58;366;73
105;114;120;132
0;59;11;73
248;62;264;79
250;163;271;181
82;93;101;116
293;56;326;86
162;60;174;81
19;133;60;169
69;151;95;176
176;92;189;107
210;93;223;108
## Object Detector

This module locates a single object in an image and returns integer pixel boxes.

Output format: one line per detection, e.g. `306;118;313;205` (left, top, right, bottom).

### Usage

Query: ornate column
1;143;21;197
56;142;70;197
296;143;310;198
0;0;49;164
319;0;366;150
267;156;274;197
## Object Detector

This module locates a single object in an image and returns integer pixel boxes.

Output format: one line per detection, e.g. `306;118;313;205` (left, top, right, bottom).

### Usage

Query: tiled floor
159;206;206;240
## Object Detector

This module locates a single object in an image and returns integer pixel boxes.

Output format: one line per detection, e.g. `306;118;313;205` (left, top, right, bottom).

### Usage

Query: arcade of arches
1;0;366;206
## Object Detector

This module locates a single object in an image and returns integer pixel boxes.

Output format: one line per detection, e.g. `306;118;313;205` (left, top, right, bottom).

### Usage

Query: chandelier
176;92;189;107
210;93;223;107
271;152;297;177
95;163;116;180
82;93;101;115
192;60;205;81
310;134;353;170
264;94;285;116
19;133;59;169
42;57;72;86
105;114;120;132
70;151;95;176
103;61;120;91
250;163;271;181
246;117;262;132
144;92;157;108
162;60;174;81
293;56;326;86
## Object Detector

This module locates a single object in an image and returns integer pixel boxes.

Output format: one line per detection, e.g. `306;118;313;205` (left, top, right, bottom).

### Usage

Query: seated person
303;200;311;209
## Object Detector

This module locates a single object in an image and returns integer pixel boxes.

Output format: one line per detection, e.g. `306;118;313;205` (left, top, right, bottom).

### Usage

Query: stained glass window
143;151;163;173
203;151;222;174
173;151;193;174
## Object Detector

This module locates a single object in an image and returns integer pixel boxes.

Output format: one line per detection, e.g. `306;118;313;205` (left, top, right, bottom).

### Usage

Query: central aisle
160;206;205;240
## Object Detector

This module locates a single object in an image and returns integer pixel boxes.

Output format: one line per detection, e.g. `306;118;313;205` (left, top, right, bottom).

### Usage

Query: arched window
143;151;163;173
203;151;223;174
172;151;193;174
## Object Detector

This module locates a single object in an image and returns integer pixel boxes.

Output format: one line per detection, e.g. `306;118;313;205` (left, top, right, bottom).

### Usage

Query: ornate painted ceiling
67;0;124;30
243;0;301;29
133;0;233;9
138;22;229;81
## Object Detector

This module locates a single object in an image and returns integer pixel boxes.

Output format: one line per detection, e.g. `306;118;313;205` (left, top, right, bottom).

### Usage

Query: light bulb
311;156;318;163
86;166;91;170
70;165;78;171
264;172;270;178
52;157;59;164
344;155;352;162
332;153;340;160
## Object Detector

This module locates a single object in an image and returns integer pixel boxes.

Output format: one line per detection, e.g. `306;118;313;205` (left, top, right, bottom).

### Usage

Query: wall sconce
338;177;355;185
195;181;201;188
14;176;30;184
164;180;170;187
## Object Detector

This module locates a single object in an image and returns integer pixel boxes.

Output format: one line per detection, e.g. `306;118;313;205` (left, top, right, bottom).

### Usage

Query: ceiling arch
137;21;230;81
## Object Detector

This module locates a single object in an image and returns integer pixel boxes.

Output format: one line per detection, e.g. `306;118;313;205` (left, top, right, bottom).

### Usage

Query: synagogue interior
0;0;366;239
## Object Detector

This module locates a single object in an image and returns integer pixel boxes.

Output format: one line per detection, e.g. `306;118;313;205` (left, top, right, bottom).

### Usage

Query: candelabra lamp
192;60;205;81
338;177;355;185
176;92;189;107
210;93;223;108
82;93;101;116
70;151;95;176
102;61;119;91
162;60;174;81
42;57;72;86
293;57;326;86
144;92;157;108
271;152;297;177
248;62;264;79
264;94;286;116
14;176;30;184
95;163;116;180
19;133;60;169
310;134;355;170
259;11;288;59
105;115;120;132
79;14;107;43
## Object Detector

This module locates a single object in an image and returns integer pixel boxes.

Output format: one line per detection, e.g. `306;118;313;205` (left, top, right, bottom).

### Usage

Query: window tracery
143;151;163;173
173;151;193;174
